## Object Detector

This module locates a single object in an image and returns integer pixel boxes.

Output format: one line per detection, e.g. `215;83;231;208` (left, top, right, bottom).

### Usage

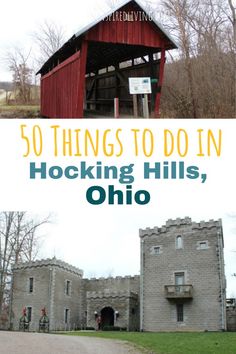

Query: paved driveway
0;331;144;354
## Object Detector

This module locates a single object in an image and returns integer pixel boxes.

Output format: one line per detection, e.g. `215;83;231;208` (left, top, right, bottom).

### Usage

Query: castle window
200;242;207;249
29;278;34;293
153;246;161;254
64;308;70;324
176;304;184;322
199;241;207;250
175;272;185;286
27;307;32;322
197;240;209;250
150;245;162;255
65;280;71;296
176;235;183;249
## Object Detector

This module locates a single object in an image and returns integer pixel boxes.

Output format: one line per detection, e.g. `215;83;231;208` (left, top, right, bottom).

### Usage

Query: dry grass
0;105;40;118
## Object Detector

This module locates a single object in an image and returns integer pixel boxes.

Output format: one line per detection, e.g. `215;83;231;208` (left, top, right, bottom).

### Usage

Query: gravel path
0;331;145;354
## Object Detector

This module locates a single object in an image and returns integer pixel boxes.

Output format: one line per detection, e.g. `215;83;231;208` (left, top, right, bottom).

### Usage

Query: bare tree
158;0;235;117
184;0;234;117
0;212;50;328
161;0;199;117
228;0;236;44
33;21;66;66
226;0;236;116
5;48;33;104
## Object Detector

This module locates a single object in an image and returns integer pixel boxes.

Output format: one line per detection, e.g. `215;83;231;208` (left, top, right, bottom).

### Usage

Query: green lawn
63;331;236;354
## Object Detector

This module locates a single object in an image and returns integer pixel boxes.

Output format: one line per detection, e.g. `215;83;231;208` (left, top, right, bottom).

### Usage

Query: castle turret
140;217;226;331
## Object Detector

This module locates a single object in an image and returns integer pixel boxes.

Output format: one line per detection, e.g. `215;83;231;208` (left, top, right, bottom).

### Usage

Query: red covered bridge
37;0;177;118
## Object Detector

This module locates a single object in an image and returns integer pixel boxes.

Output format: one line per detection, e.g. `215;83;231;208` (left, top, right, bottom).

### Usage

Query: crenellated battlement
83;275;140;296
12;257;83;277
84;275;140;282
87;290;138;299
139;217;222;238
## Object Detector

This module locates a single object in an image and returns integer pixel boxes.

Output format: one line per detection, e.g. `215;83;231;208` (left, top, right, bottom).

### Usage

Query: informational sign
129;77;152;94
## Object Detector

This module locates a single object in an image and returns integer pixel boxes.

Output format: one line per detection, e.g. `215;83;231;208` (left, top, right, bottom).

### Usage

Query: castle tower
140;217;226;331
11;258;83;331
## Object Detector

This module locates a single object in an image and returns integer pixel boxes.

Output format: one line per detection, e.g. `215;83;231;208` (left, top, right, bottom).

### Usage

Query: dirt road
0;331;145;354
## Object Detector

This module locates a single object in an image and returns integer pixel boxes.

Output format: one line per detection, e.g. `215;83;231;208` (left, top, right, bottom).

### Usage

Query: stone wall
83;276;140;294
49;265;83;330
11;258;83;331
83;276;140;331
140;217;226;332
11;259;140;331
11;263;51;331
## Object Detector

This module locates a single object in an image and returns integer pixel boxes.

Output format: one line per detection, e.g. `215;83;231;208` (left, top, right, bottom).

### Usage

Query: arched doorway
101;307;114;329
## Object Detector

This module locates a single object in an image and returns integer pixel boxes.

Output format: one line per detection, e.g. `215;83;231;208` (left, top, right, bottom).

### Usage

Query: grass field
0;105;40;118
63;331;236;354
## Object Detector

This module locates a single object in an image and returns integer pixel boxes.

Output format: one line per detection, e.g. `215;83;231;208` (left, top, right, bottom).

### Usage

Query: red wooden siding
41;51;81;118
86;4;168;48
77;40;88;117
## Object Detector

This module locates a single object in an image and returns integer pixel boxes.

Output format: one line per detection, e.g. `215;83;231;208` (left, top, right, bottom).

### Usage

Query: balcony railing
164;285;193;299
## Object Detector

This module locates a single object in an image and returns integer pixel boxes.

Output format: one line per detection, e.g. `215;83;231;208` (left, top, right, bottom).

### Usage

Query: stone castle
11;217;227;332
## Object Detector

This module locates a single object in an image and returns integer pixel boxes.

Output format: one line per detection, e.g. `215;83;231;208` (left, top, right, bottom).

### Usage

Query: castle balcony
164;285;193;299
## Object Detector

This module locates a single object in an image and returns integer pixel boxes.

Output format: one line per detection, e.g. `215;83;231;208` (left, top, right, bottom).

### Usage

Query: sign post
133;94;138;118
142;94;149;119
114;97;119;118
129;77;152;118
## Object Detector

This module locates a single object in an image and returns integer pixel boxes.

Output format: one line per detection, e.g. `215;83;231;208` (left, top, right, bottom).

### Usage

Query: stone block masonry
10;217;227;333
11;258;83;331
140;217;226;332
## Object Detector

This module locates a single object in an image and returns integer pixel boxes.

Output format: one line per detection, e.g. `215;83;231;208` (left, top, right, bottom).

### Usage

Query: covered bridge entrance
37;0;177;118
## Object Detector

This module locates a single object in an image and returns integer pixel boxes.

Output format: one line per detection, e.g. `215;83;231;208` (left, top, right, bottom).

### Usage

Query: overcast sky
0;0;161;81
0;0;235;81
0;0;108;80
